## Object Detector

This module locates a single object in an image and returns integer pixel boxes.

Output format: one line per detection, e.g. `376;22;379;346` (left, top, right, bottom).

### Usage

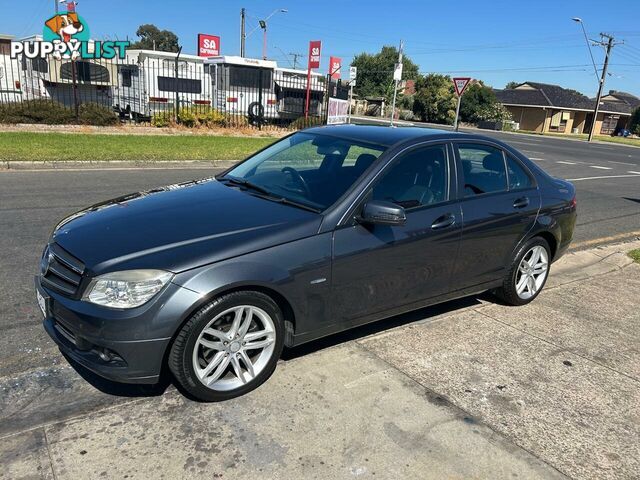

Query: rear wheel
169;291;284;402
493;237;550;306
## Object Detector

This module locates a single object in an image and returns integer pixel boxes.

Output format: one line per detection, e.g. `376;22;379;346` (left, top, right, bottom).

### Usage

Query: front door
331;143;462;323
452;142;541;290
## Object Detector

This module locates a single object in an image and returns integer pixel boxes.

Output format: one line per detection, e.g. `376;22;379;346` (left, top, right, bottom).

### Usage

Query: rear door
452;142;540;290
331;142;462;322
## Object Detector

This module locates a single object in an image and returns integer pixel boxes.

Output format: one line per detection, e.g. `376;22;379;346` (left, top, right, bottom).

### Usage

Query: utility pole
390;40;403;127
55;0;58;13
589;33;618;142
289;52;303;69
240;8;246;57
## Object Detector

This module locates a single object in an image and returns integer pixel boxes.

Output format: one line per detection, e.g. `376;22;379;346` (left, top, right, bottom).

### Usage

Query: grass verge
516;130;640;147
0;132;277;162
629;248;640;264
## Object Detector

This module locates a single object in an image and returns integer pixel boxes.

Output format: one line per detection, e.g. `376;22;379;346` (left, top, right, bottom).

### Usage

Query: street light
572;18;599;82
247;9;287;60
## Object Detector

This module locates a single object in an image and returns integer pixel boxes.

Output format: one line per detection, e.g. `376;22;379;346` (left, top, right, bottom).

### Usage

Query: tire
493;237;551;306
168;291;284;402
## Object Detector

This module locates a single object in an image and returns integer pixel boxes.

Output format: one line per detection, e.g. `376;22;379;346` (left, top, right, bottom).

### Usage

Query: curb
0;160;239;171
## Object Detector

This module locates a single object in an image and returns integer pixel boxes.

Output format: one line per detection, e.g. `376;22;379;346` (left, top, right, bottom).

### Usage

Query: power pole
240;8;246;57
55;0;58;13
588;33;619;142
289;52;304;69
390;40;403;127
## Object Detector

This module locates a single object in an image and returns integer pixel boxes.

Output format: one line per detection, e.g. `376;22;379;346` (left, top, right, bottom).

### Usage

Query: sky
1;0;639;97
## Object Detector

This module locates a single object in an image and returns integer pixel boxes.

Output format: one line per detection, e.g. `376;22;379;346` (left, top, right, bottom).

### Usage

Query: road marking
529;157;545;161
608;161;635;166
567;174;640;181
570;230;640;250
557;161;577;165
628;171;640;175
589;165;612;170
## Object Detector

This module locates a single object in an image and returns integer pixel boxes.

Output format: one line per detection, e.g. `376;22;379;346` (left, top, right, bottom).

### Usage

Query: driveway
1;241;638;479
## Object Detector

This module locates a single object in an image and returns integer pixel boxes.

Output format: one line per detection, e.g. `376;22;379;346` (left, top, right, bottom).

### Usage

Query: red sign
198;34;220;57
453;77;471;96
329;56;342;79
308;40;322;69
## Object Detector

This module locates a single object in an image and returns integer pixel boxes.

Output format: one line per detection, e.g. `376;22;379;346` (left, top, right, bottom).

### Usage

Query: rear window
458;144;508;197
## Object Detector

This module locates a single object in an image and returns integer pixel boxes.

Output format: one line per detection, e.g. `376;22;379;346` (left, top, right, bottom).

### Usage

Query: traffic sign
453;77;471;96
349;66;357;80
393;62;403;81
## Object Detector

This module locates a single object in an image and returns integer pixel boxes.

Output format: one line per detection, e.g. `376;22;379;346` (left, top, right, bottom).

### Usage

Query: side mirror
360;200;406;226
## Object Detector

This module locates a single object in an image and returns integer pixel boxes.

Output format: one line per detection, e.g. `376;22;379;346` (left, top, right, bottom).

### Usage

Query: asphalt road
0;130;639;382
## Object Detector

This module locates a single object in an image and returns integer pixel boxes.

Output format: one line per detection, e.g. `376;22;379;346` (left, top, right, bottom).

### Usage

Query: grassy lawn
0;132;277;162
516;130;640;147
629;249;640;264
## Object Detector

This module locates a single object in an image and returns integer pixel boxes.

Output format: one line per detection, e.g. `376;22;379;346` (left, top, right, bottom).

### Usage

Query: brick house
495;82;639;135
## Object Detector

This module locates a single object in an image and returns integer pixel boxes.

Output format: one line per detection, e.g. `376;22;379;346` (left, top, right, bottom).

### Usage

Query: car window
506;155;534;190
458;144;507;197
371;145;448;209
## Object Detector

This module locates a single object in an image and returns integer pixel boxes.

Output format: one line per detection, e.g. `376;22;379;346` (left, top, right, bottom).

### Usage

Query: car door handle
431;213;456;230
513;197;530;209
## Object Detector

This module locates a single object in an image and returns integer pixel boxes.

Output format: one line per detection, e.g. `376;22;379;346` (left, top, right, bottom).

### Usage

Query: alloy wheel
192;305;276;391
515;245;549;300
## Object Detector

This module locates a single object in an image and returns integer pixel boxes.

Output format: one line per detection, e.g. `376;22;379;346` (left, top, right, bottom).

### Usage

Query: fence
0;49;350;130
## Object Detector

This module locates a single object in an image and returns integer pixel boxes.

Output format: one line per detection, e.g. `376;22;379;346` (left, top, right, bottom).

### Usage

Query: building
495;82;639;135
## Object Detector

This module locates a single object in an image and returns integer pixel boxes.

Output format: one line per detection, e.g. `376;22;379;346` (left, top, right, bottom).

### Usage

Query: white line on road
608;161;635;166
567;174;640;181
557;161;577;165
529;157;545;161
628;171;640;175
589;165;613;170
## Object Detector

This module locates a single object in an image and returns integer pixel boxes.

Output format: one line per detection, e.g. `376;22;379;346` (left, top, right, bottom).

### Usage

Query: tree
630;106;640;135
351;46;419;100
130;24;179;52
505;81;520;89
459;82;497;123
412;74;457;125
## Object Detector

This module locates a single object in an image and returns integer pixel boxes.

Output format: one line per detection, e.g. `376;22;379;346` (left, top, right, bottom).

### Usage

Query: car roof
303;124;468;147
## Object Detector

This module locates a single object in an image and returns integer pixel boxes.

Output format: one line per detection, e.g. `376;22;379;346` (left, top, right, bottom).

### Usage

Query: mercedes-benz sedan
36;125;576;401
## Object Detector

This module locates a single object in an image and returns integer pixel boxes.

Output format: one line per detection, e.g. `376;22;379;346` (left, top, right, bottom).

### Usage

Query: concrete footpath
1;241;639;480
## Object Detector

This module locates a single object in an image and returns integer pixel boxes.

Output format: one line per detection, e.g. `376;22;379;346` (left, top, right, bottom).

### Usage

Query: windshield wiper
218;176;271;196
219;176;321;213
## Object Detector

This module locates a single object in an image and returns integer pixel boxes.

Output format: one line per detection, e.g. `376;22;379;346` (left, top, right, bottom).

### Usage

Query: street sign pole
452;77;471;132
454;95;462;131
390;40;403;127
348;66;357;124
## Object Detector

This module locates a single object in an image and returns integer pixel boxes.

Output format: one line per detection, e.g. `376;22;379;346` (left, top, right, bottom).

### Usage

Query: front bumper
36;275;200;384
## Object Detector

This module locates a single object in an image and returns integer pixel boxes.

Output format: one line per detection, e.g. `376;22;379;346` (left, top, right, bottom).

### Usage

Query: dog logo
43;11;89;60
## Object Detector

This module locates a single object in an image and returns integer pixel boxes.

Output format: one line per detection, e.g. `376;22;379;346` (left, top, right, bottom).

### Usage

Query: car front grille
41;243;85;297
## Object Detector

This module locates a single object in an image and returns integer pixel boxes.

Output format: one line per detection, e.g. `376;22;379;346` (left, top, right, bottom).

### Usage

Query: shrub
151;112;172;128
0;100;75;124
177;107;198;128
289;116;324;130
78;103;119;126
0;100;118;125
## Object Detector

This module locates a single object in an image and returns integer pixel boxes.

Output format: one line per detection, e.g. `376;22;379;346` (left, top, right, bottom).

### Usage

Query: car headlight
84;270;173;309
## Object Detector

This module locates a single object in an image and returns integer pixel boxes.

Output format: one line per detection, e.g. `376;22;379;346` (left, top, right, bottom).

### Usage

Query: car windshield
219;132;387;211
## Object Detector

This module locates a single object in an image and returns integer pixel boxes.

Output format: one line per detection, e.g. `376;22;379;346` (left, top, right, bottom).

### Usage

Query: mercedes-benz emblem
41;251;54;276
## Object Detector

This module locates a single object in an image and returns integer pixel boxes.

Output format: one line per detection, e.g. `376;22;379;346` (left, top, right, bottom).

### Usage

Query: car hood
51;178;321;274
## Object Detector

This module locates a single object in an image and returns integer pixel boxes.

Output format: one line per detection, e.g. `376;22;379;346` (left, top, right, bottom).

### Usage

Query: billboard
198;34;220;57
329;56;341;79
308;40;321;69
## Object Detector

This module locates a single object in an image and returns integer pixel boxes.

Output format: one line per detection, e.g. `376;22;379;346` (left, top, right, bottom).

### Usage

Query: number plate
37;290;47;318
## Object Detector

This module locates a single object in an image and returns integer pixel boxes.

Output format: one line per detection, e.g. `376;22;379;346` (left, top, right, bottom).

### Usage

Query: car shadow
281;293;490;361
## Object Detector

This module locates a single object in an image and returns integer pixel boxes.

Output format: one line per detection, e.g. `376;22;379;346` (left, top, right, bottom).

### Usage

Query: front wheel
493;237;551;306
168;291;284;402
